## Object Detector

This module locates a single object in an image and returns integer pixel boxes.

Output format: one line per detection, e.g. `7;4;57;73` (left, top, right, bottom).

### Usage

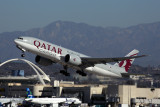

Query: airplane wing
80;55;147;67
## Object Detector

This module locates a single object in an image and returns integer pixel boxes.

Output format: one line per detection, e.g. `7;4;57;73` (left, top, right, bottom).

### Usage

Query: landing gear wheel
21;54;25;57
60;70;70;76
76;70;87;76
81;73;87;76
64;72;70;76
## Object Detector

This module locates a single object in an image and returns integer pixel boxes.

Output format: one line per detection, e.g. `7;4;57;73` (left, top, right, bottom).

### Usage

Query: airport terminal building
0;78;160;107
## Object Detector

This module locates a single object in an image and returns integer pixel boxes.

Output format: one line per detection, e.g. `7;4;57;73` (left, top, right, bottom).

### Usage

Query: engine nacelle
65;54;82;66
35;55;53;66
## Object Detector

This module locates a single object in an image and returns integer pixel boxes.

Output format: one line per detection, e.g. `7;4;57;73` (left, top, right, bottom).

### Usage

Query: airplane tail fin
114;49;139;72
26;88;34;98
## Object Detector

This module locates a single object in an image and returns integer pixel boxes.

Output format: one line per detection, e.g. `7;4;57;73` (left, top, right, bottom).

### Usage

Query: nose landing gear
21;51;25;57
16;45;26;57
21;53;25;57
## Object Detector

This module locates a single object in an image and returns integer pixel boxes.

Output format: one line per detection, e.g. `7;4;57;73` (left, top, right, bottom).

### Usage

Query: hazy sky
0;0;160;33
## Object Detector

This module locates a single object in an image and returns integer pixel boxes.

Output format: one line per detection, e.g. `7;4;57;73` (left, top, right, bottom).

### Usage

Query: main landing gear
60;66;87;77
76;70;87;76
60;66;70;76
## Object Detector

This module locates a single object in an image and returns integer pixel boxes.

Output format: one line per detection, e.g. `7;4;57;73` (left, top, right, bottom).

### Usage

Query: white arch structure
0;58;50;85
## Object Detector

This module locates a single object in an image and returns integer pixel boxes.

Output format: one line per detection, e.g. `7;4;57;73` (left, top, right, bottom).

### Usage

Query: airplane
0;98;24;106
14;36;146;77
25;88;81;105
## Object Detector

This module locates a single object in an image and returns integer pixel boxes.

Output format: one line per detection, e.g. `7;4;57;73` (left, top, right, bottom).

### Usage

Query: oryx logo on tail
113;49;139;73
119;53;138;72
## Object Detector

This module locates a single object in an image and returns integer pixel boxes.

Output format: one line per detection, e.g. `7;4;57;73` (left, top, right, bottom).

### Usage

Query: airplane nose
14;39;21;45
14;39;18;44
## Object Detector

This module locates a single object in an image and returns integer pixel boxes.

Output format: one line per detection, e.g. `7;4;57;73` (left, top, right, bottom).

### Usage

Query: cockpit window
18;37;23;40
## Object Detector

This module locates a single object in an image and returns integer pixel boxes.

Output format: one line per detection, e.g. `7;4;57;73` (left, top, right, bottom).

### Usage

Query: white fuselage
14;37;125;77
25;98;81;104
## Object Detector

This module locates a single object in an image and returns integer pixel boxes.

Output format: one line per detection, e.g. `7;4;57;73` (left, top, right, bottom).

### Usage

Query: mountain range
0;21;160;66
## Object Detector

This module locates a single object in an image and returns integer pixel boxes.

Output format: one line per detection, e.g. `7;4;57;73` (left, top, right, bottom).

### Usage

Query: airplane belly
19;42;61;62
84;66;121;77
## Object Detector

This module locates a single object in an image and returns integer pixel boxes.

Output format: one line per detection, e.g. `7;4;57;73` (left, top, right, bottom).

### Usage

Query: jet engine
64;54;82;66
35;55;53;66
